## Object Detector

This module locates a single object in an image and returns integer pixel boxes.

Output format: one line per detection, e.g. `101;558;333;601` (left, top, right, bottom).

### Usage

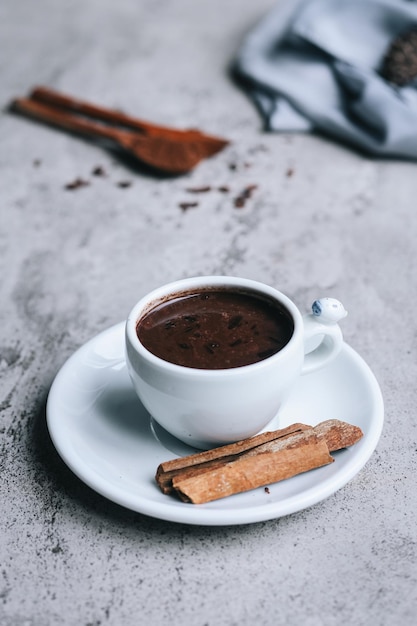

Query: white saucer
46;322;384;526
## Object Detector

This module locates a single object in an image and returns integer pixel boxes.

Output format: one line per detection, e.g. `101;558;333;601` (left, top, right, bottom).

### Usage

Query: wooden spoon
12;97;223;174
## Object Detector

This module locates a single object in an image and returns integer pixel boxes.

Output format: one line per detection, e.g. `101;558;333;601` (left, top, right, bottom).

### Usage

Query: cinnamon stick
173;435;333;504
155;419;363;503
312;419;363;452
156;423;309;494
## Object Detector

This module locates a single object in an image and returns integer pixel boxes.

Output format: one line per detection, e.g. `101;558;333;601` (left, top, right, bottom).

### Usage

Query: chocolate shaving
234;184;258;208
179;201;199;211
64;177;90;190
116;180;132;188
92;165;107;177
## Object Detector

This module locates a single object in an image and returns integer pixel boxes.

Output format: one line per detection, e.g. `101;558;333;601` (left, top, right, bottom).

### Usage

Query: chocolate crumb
92;165;107;177
264;487;270;494
381;29;417;86
228;315;243;329
179;202;199;211
228;163;238;171
286;168;294;178
218;186;230;193
234;184;258;208
64;178;90;190
186;186;211;193
117;180;132;188
245;184;258;197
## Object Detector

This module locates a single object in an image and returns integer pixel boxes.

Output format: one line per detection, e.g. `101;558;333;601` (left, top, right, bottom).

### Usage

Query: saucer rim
46;322;384;526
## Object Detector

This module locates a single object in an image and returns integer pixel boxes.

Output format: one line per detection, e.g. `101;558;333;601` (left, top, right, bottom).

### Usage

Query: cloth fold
234;0;417;158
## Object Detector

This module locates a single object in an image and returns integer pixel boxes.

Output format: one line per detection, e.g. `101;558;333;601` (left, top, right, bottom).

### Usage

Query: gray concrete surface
1;0;416;624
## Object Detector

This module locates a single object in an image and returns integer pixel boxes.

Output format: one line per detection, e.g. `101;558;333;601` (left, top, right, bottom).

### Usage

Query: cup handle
301;298;347;374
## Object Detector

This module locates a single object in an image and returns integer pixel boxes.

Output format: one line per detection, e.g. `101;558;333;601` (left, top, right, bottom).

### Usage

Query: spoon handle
30;86;193;138
11;97;126;144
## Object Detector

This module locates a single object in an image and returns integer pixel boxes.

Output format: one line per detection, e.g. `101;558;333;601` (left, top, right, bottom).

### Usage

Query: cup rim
125;276;303;376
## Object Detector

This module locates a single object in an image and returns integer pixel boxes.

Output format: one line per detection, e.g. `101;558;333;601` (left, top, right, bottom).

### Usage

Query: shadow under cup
125;277;305;449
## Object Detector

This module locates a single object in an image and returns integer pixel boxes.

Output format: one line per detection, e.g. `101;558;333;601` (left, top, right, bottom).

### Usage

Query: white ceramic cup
125;276;347;449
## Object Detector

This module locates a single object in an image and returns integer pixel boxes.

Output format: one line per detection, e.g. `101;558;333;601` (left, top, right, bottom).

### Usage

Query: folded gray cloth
234;0;417;158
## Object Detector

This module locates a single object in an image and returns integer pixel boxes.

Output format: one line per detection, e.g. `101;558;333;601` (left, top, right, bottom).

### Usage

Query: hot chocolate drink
136;288;294;369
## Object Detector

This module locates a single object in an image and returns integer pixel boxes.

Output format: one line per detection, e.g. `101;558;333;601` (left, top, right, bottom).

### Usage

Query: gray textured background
1;0;416;624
